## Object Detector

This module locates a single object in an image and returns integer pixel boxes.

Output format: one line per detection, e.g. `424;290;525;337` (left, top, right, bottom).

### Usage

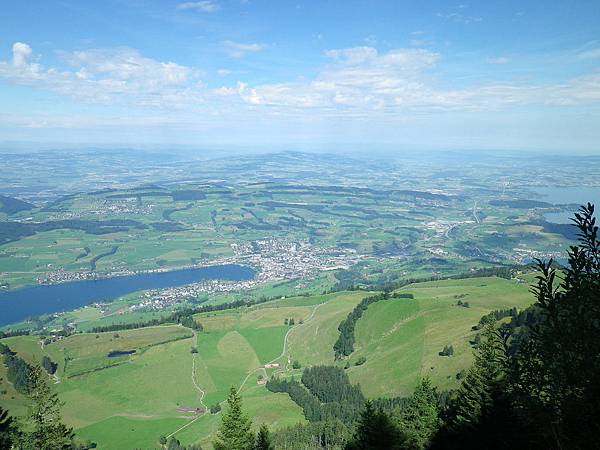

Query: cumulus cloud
229;47;443;110
176;1;220;12
0;44;203;107
225;46;600;114
12;42;33;67
1;42;600;122
223;40;265;58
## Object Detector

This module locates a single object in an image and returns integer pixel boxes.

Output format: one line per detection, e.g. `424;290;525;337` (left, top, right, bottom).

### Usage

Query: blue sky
1;0;599;152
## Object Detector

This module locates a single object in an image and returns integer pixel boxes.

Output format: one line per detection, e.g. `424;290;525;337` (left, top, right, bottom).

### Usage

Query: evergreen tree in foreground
395;378;440;450
432;204;600;449
450;325;508;430
20;364;74;450
511;203;600;448
254;423;274;450
0;406;15;449
345;401;403;450
214;386;255;450
433;324;527;449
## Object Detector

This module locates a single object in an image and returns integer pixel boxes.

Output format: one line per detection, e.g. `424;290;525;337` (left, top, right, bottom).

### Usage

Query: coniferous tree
41;355;57;375
20;364;74;450
254;423;273;450
510;203;600;448
449;324;508;430
395;378;440;450
0;406;16;449
345;401;403;450
214;386;255;450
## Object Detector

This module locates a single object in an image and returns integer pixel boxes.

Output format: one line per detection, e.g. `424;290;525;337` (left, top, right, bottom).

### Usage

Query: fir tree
254;423;273;450
20;364;74;450
432;324;525;450
345;401;403;450
0;406;15;449
396;378;440;450
450;324;508;429
511;203;600;448
214;386;255;450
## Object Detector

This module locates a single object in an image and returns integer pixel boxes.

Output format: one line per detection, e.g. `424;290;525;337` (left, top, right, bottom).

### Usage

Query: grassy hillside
0;279;536;449
347;276;535;397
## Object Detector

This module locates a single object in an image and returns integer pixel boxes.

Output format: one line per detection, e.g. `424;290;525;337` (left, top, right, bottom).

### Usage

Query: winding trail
190;333;207;410
239;300;328;388
165;331;207;440
168;299;329;440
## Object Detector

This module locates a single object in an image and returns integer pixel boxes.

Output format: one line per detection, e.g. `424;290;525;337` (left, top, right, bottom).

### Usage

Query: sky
0;0;599;153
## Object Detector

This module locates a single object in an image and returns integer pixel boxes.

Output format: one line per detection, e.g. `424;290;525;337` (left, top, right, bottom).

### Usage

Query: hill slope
0;277;535;449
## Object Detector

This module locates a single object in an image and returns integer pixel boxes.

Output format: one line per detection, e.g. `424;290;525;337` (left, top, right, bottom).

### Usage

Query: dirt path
165;331;207;440
190;333;207;410
240;300;328;387
167;301;328;439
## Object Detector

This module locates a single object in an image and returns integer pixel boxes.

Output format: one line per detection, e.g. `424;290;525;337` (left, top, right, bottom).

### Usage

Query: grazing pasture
0;281;535;448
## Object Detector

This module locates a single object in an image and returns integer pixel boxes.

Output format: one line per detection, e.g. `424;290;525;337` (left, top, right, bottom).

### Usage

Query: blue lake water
0;264;255;327
536;186;600;224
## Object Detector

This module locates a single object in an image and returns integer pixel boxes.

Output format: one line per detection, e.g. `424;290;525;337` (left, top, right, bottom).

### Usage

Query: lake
0;264;255;327
536;186;600;224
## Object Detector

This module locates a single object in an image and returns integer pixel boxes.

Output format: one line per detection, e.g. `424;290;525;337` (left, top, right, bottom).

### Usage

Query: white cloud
232;47;442;110
486;56;511;64
61;48;193;86
176;1;220;12
1;42;600;123
12;42;33;67
223;40;265;58
225;46;600;113
0;44;203;107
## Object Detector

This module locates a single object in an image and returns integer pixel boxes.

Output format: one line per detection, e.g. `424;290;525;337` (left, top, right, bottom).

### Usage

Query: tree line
267;366;365;424
344;204;600;449
336;264;523;293
89;294;283;333
0;342;33;394
333;292;413;359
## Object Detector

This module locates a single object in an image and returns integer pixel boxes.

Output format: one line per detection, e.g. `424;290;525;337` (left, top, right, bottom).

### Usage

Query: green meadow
0;279;536;449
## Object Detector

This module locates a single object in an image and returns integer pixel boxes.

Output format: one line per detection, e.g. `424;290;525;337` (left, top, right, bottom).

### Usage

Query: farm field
0;276;543;449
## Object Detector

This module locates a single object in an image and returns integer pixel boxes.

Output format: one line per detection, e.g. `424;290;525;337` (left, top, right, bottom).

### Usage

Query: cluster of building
89;199;155;216
39;267;142;285
39;269;99;284
511;247;564;265
232;238;363;282
129;278;258;311
125;239;364;312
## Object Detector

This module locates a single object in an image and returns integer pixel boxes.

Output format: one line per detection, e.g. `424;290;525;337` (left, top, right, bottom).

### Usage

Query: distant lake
536;186;600;224
0;264;255;327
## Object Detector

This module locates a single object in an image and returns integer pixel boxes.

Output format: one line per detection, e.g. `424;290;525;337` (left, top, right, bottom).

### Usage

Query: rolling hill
0;275;536;449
